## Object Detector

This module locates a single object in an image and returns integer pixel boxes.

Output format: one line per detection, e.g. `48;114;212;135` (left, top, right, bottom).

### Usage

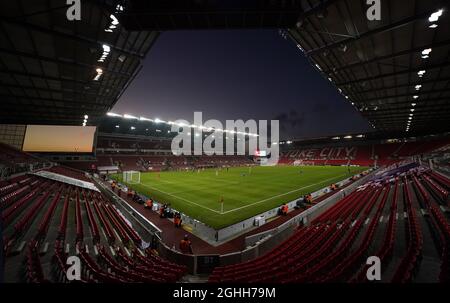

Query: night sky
113;29;371;140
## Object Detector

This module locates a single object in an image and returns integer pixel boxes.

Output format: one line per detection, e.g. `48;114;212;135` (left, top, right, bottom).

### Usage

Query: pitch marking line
138;183;222;214
221;174;348;214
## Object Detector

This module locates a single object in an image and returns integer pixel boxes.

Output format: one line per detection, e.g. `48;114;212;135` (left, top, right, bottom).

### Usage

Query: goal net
123;170;140;184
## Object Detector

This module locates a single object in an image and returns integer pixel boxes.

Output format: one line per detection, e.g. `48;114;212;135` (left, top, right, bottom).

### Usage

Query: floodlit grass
112;165;367;229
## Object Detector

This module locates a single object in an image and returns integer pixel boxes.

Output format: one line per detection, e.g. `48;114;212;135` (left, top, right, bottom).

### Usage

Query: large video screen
22;125;96;153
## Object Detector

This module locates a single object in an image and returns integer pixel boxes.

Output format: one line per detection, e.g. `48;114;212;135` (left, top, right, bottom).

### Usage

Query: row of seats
13;183;56;237
36;186;63;240
279;139;448;167
25;240;46;283
353;180;399;282
209;184;382;282
209;169;450;283
83;191;100;244
391;179;423;282
2;169;187;283
75;191;84;242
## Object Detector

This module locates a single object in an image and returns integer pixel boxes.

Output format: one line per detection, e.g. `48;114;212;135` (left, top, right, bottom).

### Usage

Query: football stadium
1;0;450;294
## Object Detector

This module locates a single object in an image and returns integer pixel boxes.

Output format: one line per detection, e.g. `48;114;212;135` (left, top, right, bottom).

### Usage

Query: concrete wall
244;171;374;247
92;178;162;241
214;172;367;243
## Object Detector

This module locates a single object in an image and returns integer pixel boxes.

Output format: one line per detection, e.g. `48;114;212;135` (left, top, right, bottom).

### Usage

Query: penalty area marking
139;173;348;215
220;174;348;214
138;182;222;214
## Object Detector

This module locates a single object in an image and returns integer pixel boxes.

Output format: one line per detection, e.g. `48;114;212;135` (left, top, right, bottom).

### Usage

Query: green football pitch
112;165;367;229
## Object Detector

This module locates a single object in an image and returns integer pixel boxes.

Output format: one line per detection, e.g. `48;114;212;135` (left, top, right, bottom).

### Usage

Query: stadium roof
286;0;450;136
1;0;449;139
0;0;158;125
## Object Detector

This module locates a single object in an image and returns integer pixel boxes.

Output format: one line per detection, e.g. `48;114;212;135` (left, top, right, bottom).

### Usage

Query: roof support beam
0;47;133;78
352;76;450;95
357;88;450;104
336;61;450;87
305;8;440;56
0;94;111;107
322;39;450;74
1;18;146;60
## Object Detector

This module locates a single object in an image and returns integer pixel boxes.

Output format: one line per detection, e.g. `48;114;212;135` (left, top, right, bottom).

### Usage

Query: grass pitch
112;165;366;229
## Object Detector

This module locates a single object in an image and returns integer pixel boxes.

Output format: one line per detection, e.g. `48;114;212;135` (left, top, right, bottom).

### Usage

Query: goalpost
123;170;141;184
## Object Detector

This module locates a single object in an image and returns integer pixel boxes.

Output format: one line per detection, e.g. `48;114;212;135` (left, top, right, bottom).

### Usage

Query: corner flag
219;196;224;213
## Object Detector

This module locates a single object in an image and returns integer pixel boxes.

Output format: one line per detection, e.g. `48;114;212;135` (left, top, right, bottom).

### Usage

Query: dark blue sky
113;29;371;139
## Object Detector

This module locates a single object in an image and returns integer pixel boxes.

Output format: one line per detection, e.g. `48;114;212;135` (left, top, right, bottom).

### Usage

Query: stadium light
98;44;111;62
410;108;415;112
411;103;416;106
107;112;122;117
413;95;419;99
105;13;120;32
93;68;103;80
429;23;438;28
124;114;138;120
344;135;352;139
84;115;88;119
115;125;120;128
421;48;432;59
110;14;119;25
415;85;422;90
428;9;443;22
417;70;426;77
104;111;261;137
130;126;135;130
